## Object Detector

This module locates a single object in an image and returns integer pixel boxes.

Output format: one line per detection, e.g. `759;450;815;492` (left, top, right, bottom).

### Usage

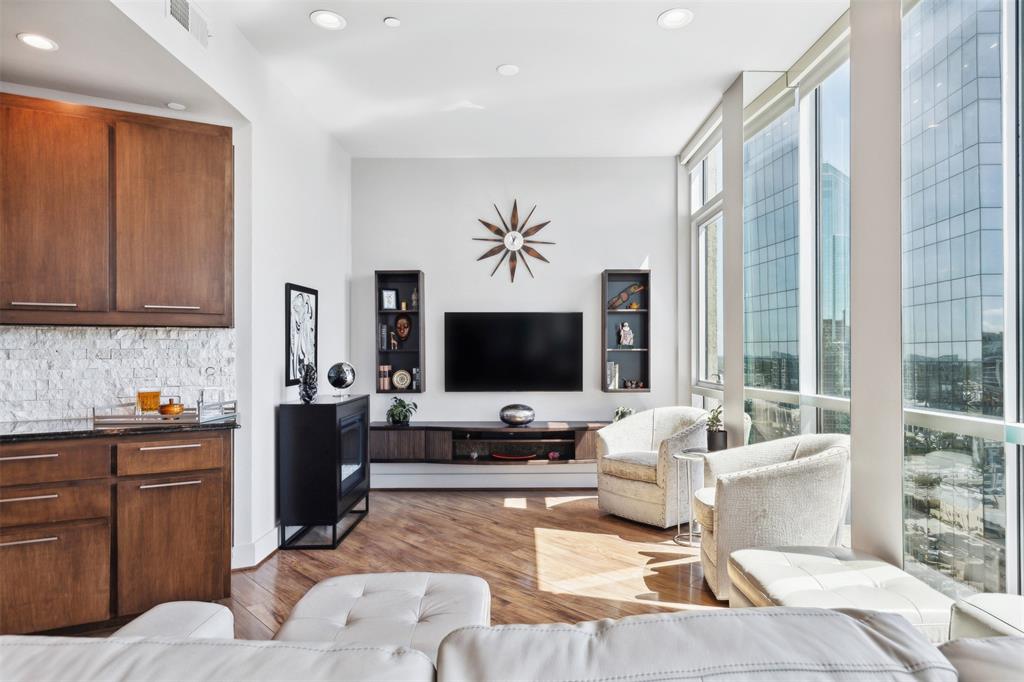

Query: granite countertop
0;417;240;443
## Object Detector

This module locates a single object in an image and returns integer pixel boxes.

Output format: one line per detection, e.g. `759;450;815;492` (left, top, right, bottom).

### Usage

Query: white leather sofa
694;433;851;599
7;604;1012;682
595;406;708;528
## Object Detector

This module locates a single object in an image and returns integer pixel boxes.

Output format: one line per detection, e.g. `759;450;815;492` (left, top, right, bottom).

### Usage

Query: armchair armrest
714;448;850;559
113;602;235;639
656;421;708;488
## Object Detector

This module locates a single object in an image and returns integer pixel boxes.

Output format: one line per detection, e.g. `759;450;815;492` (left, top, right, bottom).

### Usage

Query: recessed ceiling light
383;16;401;28
496;64;519;77
17;32;59;51
166;102;187;111
657;8;694;30
310;10;346;30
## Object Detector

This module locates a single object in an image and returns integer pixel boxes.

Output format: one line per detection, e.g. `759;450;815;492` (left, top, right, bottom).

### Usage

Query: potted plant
613;406;634;422
706;405;728;452
386;397;418;426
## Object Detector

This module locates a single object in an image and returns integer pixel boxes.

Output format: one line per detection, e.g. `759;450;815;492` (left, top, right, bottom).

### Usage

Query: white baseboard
371;461;598;489
231;525;279;569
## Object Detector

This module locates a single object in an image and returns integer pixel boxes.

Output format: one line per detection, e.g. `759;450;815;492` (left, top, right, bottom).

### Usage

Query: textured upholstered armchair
692;433;851;600
596;407;708;528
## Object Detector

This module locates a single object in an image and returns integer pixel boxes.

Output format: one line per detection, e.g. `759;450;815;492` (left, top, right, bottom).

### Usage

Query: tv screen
445;312;583;391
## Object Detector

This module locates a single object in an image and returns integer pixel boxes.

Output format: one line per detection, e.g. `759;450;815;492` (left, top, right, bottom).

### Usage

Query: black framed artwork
285;283;318;386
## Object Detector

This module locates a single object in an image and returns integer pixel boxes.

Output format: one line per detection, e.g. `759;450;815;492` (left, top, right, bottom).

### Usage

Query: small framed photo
380;288;398;310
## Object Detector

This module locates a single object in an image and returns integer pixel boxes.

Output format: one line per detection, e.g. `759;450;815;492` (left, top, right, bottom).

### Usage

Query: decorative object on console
474;199;554;282
547;451;561;460
380;288;398;310
298;363;318;404
386;396;418;426
328;362;356;391
706;405;727;451
617;322;634;347
613;406;634;422
607;282;646;309
391;369;412;390
285;283;318;386
499;403;535;426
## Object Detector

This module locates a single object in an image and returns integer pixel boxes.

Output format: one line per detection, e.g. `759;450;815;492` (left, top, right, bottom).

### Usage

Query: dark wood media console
369;421;609;465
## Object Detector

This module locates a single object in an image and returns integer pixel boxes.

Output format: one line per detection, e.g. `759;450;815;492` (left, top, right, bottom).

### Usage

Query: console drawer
0;480;110;528
116;436;224;476
0;440;110;486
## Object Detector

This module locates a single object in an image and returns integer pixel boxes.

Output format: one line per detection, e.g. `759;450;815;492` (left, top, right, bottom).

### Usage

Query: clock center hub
503;231;524;251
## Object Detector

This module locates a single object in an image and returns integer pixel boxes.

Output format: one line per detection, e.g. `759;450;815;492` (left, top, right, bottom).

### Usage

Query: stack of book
605;361;619;390
378;365;392;391
378;324;388;351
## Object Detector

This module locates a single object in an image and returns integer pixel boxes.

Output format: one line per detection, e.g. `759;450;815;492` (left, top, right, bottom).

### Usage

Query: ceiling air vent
166;0;211;48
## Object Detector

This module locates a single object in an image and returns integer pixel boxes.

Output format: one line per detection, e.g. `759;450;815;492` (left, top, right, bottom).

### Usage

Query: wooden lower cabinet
0;429;233;634
0;519;110;633
117;471;227;616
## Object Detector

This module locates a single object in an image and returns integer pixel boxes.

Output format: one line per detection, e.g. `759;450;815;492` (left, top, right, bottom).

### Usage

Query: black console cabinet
277;396;370;549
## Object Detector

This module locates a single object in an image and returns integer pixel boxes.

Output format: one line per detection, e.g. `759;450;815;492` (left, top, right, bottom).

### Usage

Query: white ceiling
214;0;847;157
0;0;240;123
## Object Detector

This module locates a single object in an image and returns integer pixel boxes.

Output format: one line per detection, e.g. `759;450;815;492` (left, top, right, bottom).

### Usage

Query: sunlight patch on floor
533;526;717;611
503;497;528;509
544;495;597;509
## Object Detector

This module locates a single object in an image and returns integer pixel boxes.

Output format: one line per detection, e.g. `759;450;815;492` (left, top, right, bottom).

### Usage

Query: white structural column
849;0;904;565
721;74;745;445
677;157;692;405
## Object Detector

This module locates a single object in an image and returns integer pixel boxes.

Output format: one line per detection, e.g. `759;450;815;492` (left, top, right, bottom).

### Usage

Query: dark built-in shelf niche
375;270;424;393
602;269;651;393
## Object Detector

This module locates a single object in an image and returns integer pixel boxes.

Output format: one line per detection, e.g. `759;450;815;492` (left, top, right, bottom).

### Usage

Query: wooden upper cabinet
115;121;231;317
0;106;111;312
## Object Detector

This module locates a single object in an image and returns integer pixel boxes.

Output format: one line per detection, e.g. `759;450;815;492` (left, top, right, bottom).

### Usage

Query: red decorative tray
490;452;536;461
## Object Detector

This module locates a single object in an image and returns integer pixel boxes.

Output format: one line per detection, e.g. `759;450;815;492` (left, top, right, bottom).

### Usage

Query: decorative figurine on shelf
618;322;634;347
629;302;641;310
547;451;561;461
389;331;399;350
400;301;408;311
411;287;419;310
395;314;412;344
608;282;646;309
298;362;318;404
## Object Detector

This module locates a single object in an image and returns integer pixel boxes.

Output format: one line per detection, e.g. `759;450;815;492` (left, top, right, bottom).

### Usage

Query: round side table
672;450;706;546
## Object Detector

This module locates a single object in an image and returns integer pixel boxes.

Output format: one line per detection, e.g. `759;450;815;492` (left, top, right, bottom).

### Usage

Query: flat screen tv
445;312;583;391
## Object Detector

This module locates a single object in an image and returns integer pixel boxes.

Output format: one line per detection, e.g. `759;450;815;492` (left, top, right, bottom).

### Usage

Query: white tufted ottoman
728;546;954;643
273;572;491;662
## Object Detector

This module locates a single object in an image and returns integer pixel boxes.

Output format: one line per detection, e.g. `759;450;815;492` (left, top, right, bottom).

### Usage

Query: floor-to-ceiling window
817;62;852;437
901;0;1017;597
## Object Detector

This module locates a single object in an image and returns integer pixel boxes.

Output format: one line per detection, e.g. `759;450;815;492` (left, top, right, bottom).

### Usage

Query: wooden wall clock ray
474;199;554;282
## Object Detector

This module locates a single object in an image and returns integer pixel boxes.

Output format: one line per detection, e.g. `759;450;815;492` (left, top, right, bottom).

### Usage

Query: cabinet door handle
0;453;59;462
143;304;201;310
139;480;201;490
10;301;77;308
0;493;59;504
0;536;58;548
138;443;202;452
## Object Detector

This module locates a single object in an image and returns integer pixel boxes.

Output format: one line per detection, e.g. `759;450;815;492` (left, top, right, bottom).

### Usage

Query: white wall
111;0;352;567
352;157;677;423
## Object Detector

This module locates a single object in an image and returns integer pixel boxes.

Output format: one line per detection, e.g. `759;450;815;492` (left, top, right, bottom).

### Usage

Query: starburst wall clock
474;200;554;282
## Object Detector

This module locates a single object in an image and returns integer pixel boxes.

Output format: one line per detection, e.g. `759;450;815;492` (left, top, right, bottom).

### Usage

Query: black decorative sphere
500;404;535;426
327;362;356;390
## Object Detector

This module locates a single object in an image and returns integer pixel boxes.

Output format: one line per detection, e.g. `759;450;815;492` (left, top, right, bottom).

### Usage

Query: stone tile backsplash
0;327;236;422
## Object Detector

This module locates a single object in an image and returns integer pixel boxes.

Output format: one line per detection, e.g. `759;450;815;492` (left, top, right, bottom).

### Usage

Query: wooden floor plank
224;490;723;637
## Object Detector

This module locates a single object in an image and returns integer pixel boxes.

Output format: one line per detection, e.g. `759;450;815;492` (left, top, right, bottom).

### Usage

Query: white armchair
693;433;851;600
596;407;708;528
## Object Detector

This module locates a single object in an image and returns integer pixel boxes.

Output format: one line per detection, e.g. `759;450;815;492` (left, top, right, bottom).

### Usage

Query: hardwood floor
225;490;723;639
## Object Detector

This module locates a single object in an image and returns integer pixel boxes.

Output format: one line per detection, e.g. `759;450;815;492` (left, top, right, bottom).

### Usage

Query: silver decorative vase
499;404;535;426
